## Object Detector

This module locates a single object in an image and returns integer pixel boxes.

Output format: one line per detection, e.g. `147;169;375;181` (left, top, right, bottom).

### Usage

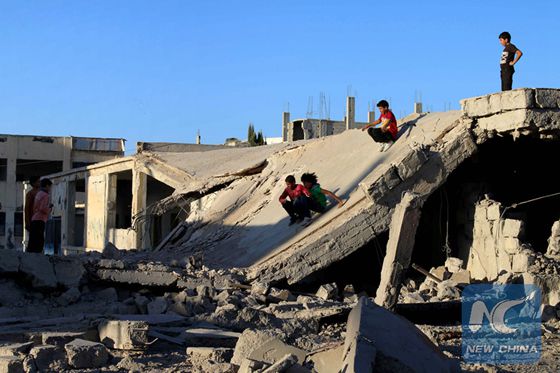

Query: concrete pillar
63;180;76;250
282;112;290;142
346;97;355;130
63;137;73;171
132;168;148;250
375;192;423;309
414;102;423;114
368;111;376;123
22;182;31;250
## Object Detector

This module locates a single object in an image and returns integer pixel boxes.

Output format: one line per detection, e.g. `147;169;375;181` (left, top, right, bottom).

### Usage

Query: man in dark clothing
499;31;523;91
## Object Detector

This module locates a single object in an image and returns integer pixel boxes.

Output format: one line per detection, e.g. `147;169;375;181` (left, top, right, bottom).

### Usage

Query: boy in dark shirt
279;175;311;225
499;31;523;91
361;100;398;152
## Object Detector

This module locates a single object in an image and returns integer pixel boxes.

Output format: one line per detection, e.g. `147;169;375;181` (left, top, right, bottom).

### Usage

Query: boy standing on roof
361;100;398;152
279;175;311;225
499;31;523;91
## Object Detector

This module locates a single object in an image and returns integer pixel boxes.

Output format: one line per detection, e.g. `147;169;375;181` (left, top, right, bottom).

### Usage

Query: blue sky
1;1;558;152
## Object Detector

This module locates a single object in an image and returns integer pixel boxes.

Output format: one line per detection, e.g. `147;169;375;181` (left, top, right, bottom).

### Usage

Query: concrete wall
0;135;124;250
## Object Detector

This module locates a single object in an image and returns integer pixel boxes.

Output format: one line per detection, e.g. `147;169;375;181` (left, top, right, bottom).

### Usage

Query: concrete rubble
2;89;560;371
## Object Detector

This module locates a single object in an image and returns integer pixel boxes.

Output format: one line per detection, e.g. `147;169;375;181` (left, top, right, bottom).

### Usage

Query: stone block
497;251;513;273
308;345;344;373
0;250;20;273
450;269;471;286
486;204;501;221
98;320;150;350
19;253;57;289
29;345;66;371
501;237;522;255
57;287;81;306
429;266;450;282
445;257;464;273
461;89;535;118
0;356;23;373
96;269;179;287
512;251;535;273
250;281;269;296
53;258;85;288
261;353;298;373
147;297;168;315
0;342;33;357
65;339;109;369
394;147;428;181
341;297;458;372
501;219;525;238
231;329;282;366
316;283;338;300
42;332;87;347
186;347;234;366
535;89;560;109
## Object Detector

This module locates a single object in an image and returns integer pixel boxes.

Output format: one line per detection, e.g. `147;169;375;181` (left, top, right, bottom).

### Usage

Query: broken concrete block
102;242;124;259
261;353;298;373
95;287;119;302
0;342;33;357
341;297;459;373
147;297;168;315
168;301;193;317
19;253;57;289
502;237;522;255
497;250;513;273
501;219;525;238
29;345;66;371
42;332;87;347
0;250;20;273
444;257;463;273
65;339;109;369
268;288;295;302
250;281;269;296
196;285;215;298
437;280;461;300
394;146;428;181
231;329;282;366
512;251;535;273
316;283;338;300
97;259;125;269
177;276;213;290
248;338;307;366
53;258;85;288
134;294;150;313
186;347;234;367
96;269;179;287
461;89;535;117
182;328;240;348
57;287;81;306
546;221;560;257
535;88;560;109
486;203;501;221
98;320;150;350
308;345;344;373
429;266;450;281
450;269;471;286
238;358;267;373
0;356;23;373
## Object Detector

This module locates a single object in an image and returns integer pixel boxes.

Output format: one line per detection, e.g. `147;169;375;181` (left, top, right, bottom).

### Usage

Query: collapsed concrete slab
341;297;459;373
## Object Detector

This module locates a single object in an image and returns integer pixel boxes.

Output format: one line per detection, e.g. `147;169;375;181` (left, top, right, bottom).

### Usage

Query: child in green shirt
300;172;345;218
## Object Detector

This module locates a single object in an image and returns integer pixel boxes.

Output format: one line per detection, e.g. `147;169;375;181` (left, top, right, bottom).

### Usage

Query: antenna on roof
306;96;314;118
196;130;201;144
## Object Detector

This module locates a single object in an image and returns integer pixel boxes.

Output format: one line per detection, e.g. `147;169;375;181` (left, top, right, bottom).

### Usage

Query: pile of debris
0;247;465;372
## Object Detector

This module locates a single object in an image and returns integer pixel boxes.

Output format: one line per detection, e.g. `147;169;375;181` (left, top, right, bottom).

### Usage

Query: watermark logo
462;284;541;364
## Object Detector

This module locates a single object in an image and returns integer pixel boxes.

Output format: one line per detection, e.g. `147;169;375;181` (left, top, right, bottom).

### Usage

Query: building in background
0;134;125;250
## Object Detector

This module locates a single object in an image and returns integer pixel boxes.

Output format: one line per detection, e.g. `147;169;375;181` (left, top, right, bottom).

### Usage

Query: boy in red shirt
361;100;398;152
279;175;310;225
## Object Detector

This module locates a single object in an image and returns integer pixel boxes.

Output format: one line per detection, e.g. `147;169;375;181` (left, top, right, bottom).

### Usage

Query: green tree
247;123;257;146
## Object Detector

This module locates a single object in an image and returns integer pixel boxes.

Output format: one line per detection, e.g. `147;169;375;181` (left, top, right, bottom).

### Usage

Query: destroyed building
282;96;373;141
0;135;125;251
1;89;560;372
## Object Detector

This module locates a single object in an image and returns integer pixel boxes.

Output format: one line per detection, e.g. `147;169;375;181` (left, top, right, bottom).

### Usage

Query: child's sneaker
288;217;297;226
380;142;394;152
301;217;313;226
